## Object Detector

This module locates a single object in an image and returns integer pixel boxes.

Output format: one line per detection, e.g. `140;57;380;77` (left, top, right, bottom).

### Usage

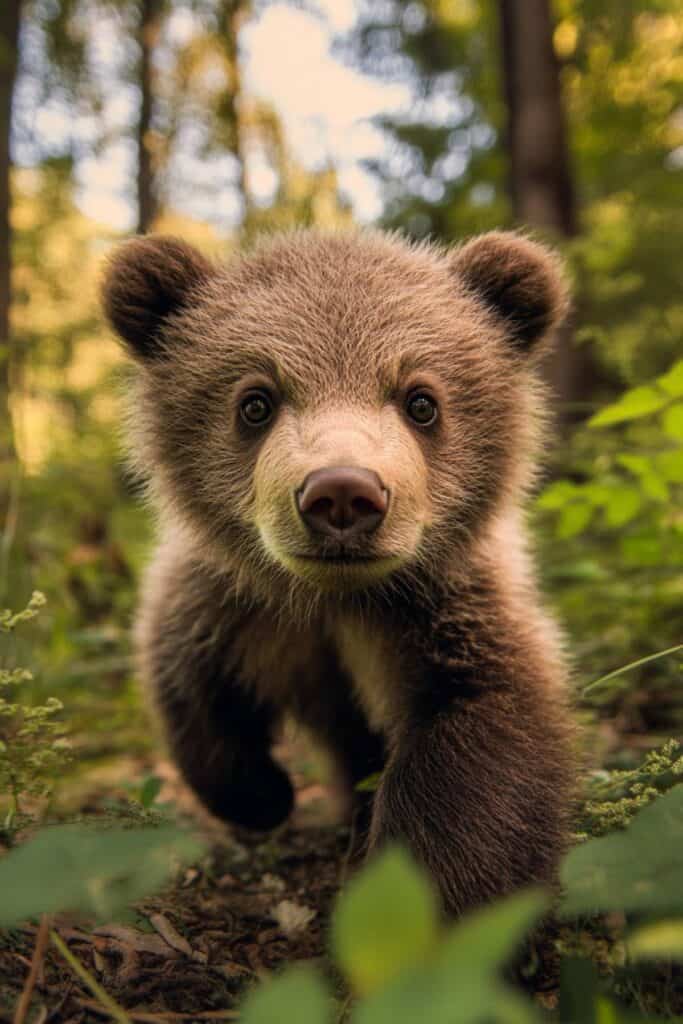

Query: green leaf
355;772;382;793
557;502;593;538
559;958;599;1024
560;785;683;916
588;386;669;427
604;486;642;527
0;824;203;926
332;845;439;996
663;403;683;440
658;360;683;398
436;888;548;978
617;454;652;477
656;450;683;483
351;890;545;1024
241;966;332;1024
628;920;683;961
536;480;580;510
138;775;163;809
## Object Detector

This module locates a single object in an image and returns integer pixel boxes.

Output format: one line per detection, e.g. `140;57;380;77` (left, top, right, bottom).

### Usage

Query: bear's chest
333;617;405;733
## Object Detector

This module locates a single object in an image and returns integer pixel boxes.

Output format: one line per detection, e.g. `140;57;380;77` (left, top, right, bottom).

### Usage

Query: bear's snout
296;467;388;541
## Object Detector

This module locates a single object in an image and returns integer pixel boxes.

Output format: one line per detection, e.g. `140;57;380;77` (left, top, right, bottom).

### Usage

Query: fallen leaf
148;913;193;957
270;899;316;936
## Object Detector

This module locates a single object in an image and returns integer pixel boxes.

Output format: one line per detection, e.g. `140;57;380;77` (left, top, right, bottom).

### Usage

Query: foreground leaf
332;845;439;996
588;385;669;427
240;966;332;1024
352;889;545;1024
0;824;203;926
628;920;683;960
561;784;683;916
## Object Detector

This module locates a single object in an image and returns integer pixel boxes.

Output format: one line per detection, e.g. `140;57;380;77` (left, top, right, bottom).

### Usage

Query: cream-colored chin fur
258;521;405;591
282;552;406;591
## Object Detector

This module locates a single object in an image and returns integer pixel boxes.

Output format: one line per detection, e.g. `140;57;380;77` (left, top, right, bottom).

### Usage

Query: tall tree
499;0;576;235
0;0;21;470
136;0;164;234
499;0;589;419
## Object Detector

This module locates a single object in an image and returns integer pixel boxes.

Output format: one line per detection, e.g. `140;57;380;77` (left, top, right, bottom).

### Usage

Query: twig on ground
13;913;51;1024
76;999;239;1021
50;929;132;1024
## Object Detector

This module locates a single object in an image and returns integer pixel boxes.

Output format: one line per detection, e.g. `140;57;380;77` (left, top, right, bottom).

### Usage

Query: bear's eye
240;390;274;427
406;392;438;427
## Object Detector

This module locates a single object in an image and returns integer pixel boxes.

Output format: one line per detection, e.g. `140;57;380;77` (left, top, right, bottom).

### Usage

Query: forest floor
0;739;575;1024
0;734;671;1024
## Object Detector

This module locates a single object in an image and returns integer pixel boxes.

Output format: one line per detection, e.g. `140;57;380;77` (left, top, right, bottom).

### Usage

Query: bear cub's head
102;230;568;597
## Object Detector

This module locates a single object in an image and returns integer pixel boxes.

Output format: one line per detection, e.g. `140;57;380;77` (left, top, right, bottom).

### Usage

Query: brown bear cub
102;228;577;916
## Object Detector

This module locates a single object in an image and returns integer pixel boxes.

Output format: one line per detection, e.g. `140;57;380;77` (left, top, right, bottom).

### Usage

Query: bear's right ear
450;231;569;353
101;236;214;360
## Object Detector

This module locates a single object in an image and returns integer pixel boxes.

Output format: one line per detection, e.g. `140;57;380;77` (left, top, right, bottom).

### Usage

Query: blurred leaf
588;386;669;427
355;772;382;793
604;487;642;527
332;845;439;996
240;966;332;1024
352;889;545;1024
658;361;683;398
0;825;203;926
663;403;683;440
560;785;683;916
557;502;593;538
436;888;547;977
656;450;683;483
559;958;600;1024
628;920;683;961
537;481;581;510
138;775;162;809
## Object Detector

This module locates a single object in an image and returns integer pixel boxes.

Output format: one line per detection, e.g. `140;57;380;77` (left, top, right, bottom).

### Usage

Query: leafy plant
562;783;683;917
0;822;204;925
538;360;683;545
0;591;72;835
537;359;683;728
241;846;547;1024
580;738;683;836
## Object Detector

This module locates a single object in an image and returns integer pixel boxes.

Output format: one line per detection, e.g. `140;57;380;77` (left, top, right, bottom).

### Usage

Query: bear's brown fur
102;228;577;915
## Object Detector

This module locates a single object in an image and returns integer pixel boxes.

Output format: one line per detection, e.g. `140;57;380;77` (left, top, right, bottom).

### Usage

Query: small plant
0;591;72;836
579;739;683;837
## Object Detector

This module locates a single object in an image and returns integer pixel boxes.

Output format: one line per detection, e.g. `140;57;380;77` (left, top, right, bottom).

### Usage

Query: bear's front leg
368;611;576;915
137;547;294;831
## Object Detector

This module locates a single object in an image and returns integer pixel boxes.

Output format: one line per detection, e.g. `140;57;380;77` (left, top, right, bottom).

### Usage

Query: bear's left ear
450;231;570;353
101;235;215;360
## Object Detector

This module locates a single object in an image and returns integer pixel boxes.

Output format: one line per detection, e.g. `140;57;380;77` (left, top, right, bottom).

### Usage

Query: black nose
296;467;388;540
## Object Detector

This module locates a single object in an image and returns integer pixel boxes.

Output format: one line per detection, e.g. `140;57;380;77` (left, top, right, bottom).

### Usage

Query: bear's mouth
295;552;379;565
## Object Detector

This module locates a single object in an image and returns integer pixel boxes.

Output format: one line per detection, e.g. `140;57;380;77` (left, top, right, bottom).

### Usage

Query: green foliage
539;360;683;542
537;360;683;721
580;739;683;836
0;591;72;834
561;783;683;917
0;822;203;926
240;966;334;1024
332;846;439;996
242;846;546;1024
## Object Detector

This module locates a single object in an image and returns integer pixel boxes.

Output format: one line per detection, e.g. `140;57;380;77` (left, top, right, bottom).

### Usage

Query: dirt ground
0;740;360;1024
0;747;637;1023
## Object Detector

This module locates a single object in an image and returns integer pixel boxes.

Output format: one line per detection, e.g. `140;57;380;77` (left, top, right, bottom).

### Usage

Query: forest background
0;1;682;1022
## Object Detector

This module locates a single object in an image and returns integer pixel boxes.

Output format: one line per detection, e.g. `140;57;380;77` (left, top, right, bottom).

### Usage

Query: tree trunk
0;0;21;472
500;0;576;235
499;0;595;424
217;0;250;225
136;0;163;234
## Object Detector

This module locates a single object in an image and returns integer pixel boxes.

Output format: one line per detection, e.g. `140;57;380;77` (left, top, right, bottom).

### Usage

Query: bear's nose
296;467;388;540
